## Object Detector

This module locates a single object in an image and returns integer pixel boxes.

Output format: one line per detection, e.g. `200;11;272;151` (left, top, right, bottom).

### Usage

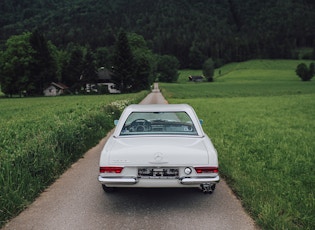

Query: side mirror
199;119;203;125
114;120;119;126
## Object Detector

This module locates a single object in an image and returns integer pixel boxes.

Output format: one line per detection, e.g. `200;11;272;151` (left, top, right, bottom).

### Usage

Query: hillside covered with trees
1;0;315;66
0;0;315;96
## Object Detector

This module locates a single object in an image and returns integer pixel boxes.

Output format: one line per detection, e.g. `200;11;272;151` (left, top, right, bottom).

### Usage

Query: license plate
138;168;179;178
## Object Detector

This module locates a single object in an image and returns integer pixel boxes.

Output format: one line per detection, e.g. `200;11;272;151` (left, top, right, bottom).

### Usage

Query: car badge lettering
111;159;130;163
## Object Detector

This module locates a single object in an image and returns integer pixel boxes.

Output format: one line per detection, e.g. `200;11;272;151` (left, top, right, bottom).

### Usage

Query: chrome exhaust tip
200;183;216;194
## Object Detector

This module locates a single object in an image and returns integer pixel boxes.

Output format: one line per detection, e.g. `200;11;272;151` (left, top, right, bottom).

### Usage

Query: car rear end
98;135;219;193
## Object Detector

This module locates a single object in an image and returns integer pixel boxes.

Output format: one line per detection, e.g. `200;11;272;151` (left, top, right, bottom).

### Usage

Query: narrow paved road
2;83;258;230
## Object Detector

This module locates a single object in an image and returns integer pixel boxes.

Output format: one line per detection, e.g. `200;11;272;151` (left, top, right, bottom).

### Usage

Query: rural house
43;82;70;96
188;75;204;82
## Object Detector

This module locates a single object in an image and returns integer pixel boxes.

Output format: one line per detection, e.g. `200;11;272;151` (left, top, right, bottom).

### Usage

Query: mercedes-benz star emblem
154;152;163;162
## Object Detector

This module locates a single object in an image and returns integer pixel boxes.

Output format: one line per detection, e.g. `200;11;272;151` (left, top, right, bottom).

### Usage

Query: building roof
50;82;69;89
188;75;204;81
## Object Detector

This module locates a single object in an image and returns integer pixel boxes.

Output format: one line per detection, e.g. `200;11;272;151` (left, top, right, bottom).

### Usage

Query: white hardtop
113;104;205;137
125;103;195;111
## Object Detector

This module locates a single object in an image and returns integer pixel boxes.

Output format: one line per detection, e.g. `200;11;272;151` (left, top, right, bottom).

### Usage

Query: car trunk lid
107;136;209;166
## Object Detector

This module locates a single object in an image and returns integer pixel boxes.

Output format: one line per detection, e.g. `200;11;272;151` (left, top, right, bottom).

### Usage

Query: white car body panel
104;137;215;165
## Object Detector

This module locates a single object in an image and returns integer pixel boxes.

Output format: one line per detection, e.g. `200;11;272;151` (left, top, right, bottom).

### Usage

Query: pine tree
112;31;135;93
29;30;57;95
62;48;84;88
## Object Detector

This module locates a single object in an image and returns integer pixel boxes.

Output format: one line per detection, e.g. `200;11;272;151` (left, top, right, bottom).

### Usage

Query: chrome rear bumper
98;175;220;186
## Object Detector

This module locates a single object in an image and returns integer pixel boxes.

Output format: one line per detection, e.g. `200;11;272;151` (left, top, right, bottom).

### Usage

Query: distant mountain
1;0;314;67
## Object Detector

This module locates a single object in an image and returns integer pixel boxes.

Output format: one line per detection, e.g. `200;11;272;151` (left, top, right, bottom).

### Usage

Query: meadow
1;59;314;229
160;59;315;229
0;91;147;227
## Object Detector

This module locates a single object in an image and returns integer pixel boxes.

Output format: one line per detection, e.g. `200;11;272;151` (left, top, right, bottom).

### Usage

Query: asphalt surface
2;84;258;230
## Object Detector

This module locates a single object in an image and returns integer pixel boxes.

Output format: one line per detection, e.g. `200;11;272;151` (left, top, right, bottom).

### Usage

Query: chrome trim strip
180;176;220;185
98;176;137;184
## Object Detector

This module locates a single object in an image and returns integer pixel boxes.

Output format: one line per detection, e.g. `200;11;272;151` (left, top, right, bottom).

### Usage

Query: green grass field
160;59;315;229
0;91;148;227
1;59;314;229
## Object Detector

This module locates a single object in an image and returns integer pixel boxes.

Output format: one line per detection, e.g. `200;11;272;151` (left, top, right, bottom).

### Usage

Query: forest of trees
0;30;181;96
0;0;315;96
1;0;315;66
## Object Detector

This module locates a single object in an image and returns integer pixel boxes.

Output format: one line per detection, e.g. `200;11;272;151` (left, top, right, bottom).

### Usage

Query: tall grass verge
161;60;315;229
0;91;148;227
170;96;314;229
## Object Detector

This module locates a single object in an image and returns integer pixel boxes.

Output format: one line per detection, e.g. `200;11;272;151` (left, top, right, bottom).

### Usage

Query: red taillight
100;166;124;173
194;167;218;174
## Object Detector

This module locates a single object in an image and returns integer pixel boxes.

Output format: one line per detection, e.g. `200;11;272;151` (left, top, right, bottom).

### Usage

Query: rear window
120;111;197;136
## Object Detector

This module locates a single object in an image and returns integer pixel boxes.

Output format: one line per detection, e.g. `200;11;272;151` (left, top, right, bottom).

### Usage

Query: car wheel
102;184;116;193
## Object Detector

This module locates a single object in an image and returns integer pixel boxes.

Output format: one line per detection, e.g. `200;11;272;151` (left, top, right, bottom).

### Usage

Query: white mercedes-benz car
98;104;219;193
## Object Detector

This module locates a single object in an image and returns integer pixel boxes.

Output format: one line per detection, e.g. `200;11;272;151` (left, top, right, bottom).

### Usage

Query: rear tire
102;184;116;193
